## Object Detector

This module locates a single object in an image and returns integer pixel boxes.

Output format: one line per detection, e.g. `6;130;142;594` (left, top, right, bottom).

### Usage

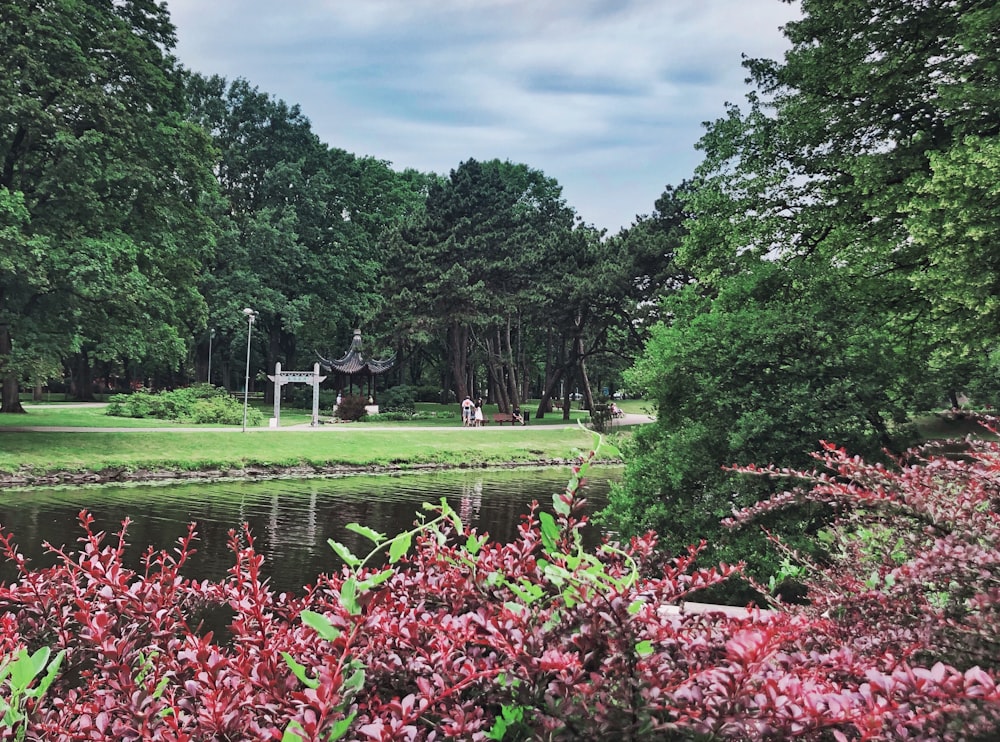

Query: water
0;467;619;595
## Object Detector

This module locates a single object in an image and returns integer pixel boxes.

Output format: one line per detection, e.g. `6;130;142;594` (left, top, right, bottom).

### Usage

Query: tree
0;0;217;410
386;158;575;404
606;0;1000;578
185;75;428;395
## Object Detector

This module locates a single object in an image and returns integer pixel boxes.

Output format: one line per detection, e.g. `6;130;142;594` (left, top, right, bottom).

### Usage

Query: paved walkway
2;405;654;433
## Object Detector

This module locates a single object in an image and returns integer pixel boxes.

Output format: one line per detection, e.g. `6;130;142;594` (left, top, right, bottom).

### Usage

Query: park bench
551;400;563;410
493;412;515;425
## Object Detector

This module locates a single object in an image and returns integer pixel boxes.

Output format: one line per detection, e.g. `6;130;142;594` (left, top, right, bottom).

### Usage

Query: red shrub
0;441;999;739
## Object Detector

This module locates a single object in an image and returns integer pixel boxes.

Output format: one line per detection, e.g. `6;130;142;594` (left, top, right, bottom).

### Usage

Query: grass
0;399;649;429
0;400;638;476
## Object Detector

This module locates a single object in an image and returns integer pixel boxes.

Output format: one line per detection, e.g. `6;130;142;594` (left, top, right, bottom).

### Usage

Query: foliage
184;74;432;390
106;384;265;426
2;446;1000;738
288;387;337;411
0;646;64;739
0;0;217;410
727;423;1000;678
334;393;369;422
608;0;1000;577
606;264;917;592
378;386;417;415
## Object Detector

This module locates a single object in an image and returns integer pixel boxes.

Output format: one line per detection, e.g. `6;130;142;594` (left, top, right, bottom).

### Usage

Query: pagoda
318;329;395;401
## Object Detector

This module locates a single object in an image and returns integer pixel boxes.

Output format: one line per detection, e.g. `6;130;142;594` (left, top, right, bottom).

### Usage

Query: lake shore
0;403;646;490
0;456;612;489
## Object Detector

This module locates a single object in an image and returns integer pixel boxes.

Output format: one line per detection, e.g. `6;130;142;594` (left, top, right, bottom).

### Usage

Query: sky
163;0;799;234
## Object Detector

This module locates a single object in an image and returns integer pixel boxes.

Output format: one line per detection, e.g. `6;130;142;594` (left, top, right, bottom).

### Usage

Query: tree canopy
606;0;1000;584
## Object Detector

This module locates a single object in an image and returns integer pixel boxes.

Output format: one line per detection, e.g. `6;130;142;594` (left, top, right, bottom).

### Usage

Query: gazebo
317;329;395;402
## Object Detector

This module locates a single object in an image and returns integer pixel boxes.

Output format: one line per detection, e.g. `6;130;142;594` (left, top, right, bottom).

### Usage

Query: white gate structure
267;362;327;427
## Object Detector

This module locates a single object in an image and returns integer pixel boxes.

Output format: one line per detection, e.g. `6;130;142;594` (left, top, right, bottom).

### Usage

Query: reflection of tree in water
0;469;617;594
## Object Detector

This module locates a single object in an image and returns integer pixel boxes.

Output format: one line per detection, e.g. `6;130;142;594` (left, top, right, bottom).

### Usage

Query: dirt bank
0;457;619;489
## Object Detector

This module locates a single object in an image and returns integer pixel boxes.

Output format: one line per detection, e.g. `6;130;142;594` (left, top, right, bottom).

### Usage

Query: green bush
287;386;337;410
411;385;443;403
107;385;265;426
364;411;414;422
379;386;416;414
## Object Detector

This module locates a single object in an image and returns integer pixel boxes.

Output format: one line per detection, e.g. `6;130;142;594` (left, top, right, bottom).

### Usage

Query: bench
551;400;563;410
493;413;515;425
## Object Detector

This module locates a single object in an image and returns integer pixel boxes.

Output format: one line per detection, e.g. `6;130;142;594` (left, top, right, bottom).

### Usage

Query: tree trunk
0;322;25;413
535;365;565;420
449;322;470;401
503;315;521;409
485;329;509;412
74;351;95;401
576;334;595;413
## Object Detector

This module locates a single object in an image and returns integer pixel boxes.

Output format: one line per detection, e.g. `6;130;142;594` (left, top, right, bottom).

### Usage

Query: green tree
386;158;575;405
185;75;428;393
1;0;217;410
606;0;1000;582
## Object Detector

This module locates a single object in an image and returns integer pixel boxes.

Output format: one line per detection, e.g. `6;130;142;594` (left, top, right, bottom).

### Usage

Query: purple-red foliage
0;442;999;739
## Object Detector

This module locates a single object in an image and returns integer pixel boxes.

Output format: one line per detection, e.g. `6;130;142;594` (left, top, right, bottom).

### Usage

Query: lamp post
241;308;257;432
207;328;215;385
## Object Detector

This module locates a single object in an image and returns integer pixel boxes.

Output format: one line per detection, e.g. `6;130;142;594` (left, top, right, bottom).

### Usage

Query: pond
0;466;621;595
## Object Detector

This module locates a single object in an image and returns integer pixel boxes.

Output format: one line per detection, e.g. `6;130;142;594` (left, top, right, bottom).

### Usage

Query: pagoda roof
318;329;394;375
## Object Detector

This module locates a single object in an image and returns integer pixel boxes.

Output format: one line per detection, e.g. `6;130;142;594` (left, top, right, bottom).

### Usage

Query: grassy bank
0;427;618;475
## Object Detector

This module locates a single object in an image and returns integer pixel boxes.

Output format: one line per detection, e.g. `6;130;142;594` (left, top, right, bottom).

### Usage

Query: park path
1;405;654;433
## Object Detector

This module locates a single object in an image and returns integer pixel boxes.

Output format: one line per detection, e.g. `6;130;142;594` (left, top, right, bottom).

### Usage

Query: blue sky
163;0;799;234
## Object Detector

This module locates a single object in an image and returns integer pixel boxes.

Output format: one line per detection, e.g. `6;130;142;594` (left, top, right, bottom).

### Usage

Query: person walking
461;395;474;427
473;399;485;427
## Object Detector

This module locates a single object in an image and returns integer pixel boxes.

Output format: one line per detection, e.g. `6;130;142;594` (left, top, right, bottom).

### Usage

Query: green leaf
328;539;361;568
465;533;483;555
327;712;357;741
301;609;341;642
345;523;385;543
627;599;645;615
281;651;319;689
340;579;361;615
9;647;46;690
283;720;306;741
635;640;654;657
553;487;572;517
343;666;366;694
539;511;559;553
387;532;412;563
357;569;393;591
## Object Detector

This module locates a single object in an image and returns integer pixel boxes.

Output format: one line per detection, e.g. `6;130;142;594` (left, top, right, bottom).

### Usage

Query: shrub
379;385;417;414
287;386;337;410
2;440;1000;738
107;384;265;426
334;393;368;421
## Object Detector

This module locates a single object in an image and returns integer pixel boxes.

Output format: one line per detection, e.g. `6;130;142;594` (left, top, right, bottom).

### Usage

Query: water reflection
0;467;619;595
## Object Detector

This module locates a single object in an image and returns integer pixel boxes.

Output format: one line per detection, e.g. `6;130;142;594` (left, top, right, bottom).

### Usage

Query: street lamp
207;328;215;385
241;308;257;432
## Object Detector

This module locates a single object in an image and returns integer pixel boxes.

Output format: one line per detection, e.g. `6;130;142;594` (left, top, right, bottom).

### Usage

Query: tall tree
184;75;427;393
0;0;216;411
607;0;1000;581
386;158;574;403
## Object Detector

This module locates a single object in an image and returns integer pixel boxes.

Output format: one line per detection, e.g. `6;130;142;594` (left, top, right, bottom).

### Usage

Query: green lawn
0;427;619;475
0;399;634;476
0;400;628;429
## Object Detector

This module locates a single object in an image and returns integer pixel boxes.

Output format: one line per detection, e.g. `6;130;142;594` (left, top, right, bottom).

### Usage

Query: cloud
164;0;798;232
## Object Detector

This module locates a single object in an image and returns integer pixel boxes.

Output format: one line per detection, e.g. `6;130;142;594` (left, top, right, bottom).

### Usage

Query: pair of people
462;396;485;426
